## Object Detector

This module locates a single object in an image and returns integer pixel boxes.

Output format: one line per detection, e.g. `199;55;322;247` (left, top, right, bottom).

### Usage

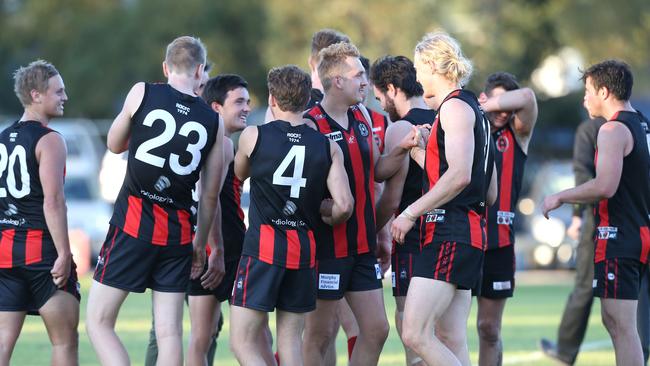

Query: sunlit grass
11;274;615;365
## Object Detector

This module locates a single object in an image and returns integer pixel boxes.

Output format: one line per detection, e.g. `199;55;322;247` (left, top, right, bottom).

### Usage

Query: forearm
195;194;219;251
406;171;468;217
556;179;608;205
208;201;224;255
375;148;408;182
409;147;425;168
43;195;71;257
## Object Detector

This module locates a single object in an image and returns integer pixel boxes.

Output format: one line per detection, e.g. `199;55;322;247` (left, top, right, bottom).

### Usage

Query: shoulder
439;98;475;125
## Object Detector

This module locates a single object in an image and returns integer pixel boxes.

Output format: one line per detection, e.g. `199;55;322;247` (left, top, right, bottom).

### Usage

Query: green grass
11;273;615;365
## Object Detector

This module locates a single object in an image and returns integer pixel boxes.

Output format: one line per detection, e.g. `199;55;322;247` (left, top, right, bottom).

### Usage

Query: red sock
347;336;357;360
275;351;280;365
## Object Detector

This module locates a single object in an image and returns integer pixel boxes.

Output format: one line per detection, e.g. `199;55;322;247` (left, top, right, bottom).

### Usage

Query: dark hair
581;60;633;101
202;74;248;105
369;55;423;98
311;29;351;57
484;72;520;94
268;65;312;113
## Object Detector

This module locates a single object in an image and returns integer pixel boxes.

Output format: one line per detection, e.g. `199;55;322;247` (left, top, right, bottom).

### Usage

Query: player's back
242;120;331;269
0;121;59;268
110;83;219;246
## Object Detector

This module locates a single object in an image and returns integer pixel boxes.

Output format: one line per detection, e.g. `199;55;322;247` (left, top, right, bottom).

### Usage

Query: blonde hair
13;60;59;107
165;36;207;76
415;32;473;86
317;42;360;91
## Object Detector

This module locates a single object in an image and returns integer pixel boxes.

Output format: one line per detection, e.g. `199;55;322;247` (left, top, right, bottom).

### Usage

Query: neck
399;96;429;118
603;100;635;120
168;74;197;96
320;92;351;125
274;110;304;126
20;108;50;125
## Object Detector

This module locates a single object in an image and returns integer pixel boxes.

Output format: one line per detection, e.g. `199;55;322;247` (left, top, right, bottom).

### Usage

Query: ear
479;92;488;99
268;93;276;107
387;83;397;98
162;61;170;78
194;63;205;80
599;86;611;100
210;101;223;114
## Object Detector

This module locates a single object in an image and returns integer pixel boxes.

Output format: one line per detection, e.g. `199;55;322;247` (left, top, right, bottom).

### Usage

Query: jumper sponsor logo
425;209;446;223
0;217;24;226
282;201;297;216
597;226;618;240
318;273;340;290
493;281;512;291
4;204;18;216
154;176;171;192
607;272;615;281
497;211;515;225
325;131;343;142
271;218;305;228
9;132;17;142
286;133;302;143
140;189;173;204
176;103;190;115
372;126;382;133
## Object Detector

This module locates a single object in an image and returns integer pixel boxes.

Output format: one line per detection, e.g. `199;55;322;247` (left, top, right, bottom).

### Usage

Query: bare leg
337;298;359;360
187;295;220;366
230;305;273;365
303;299;340;366
276;311;305;366
395;296;425;366
345;289;389;366
476;297;507;366
0;311;26;366
40;290;80;366
401;277;460;366
436;289;472;366
85;280;130;366
601;298;644;366
152;291;185;366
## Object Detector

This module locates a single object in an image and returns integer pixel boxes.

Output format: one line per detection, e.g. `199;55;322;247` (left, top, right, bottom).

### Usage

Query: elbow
43;194;66;212
600;185;617;199
342;197;354;220
107;140;126;154
454;173;472;192
522;88;536;102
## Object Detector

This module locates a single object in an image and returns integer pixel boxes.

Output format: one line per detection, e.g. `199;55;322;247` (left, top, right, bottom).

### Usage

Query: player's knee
365;319;389;345
477;317;501;344
401;324;425;352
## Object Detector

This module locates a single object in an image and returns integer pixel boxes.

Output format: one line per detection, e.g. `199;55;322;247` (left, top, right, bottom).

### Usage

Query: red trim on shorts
24;229;43;265
446;242;457;282
123;195;142;238
259;225;275;265
308;230;316;267
434;242;445;280
395;252;400;293
345;128;370;254
595;198;609;263
243;257;252;307
614;258;618;299
409;252;413;279
640;227;650;264
100;227;119;283
468;210;483;249
498;130;514;247
152;204;169;246
0;229;15;268
286;230;301;269
604;260;609;298
177;210;192;245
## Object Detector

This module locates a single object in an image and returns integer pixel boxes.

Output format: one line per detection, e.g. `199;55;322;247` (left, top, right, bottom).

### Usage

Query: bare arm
487;161;498;206
192;116;225;278
542;122;631;217
234;126;258;181
481;88;538;153
322;142;354;225
107;82;145;153
37;132;71;287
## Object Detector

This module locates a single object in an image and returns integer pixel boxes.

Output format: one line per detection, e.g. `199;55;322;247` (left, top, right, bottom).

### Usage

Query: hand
201;249;225;290
541;195;562;219
399;125;430;150
191;244;207;280
51;253;72;288
320;198;334;217
391;215;416;244
567;216;582;241
375;235;391;275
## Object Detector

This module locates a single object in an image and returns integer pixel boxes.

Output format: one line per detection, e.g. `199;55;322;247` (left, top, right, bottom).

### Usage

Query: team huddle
0;28;649;366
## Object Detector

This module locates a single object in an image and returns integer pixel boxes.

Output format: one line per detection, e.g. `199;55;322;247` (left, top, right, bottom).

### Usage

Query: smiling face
218;86;251;134
373;85;400;121
337;56;368;105
40;74;67;118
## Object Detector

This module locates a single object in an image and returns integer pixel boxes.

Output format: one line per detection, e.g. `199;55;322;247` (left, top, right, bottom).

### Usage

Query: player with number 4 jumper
86;36;225;366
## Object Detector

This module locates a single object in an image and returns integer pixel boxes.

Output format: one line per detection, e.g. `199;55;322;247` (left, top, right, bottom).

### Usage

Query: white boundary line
503;339;612;365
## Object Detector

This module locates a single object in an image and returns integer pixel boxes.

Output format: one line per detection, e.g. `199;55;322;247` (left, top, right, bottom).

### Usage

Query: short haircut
370;55;424;99
484;72;520;94
13;60;60;107
204;61;213;74
317;42;361;91
311;29;351;59
165;36;207;76
202;74;248;105
414;31;473;86
581;60;633;101
267;65;312;113
359;55;370;74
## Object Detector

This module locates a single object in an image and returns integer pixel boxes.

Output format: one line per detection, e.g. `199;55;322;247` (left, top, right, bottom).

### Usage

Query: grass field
12;271;615;365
